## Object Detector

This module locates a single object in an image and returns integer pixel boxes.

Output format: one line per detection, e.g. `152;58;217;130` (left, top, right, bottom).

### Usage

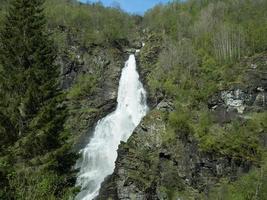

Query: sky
79;0;170;14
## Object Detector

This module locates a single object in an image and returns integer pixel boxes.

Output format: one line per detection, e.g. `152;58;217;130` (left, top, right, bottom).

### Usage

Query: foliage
209;157;267;200
193;111;266;161
0;0;139;198
0;0;78;198
0;0;266;198
44;0;136;47
141;1;267;197
144;0;267;63
164;102;266;162
67;74;98;100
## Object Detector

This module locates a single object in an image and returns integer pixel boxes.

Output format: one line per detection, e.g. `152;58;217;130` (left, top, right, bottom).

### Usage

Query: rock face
208;87;267;124
59;40;137;151
60;31;148;152
59;44;125;95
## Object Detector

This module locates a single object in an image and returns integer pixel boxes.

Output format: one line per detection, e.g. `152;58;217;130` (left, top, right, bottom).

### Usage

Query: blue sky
79;0;170;14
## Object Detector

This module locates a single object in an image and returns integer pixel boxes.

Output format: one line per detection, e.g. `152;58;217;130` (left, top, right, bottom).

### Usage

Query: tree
0;0;76;198
213;24;246;63
0;0;62;155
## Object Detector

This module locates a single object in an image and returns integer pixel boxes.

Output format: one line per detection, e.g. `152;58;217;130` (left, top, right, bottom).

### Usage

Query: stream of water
75;54;148;200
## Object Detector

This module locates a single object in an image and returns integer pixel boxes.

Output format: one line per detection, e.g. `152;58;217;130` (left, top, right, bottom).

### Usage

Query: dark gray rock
124;48;136;54
254;92;267;107
156;100;174;112
208;86;266;124
130;40;143;49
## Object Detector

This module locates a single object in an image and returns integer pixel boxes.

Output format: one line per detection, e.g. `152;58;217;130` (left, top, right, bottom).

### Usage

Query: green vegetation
44;0;136;48
209;157;267;200
0;0;266;199
67;74;98;100
0;0;137;198
195;112;266;161
142;0;267;97
140;0;267;198
168;107;266;161
142;0;267;158
0;0;78;198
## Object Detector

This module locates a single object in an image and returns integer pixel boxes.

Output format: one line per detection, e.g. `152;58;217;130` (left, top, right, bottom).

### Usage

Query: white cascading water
75;54;148;200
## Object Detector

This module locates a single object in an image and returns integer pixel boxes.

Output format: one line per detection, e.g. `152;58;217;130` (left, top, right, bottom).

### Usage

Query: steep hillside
0;0;140;199
0;0;266;199
98;49;267;199
97;0;267;199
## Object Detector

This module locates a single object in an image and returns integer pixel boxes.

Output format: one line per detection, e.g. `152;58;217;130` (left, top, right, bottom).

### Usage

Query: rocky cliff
62;26;267;200
59;33;144;151
62;44;124;150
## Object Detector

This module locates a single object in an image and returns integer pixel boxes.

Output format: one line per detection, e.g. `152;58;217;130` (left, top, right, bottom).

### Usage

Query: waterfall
75;54;148;200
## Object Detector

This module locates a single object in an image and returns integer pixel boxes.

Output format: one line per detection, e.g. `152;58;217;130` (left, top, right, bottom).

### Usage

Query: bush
209;157;267;200
67;74;98;100
44;0;136;46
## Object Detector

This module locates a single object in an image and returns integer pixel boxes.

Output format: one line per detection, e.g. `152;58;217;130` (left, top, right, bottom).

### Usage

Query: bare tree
213;24;246;63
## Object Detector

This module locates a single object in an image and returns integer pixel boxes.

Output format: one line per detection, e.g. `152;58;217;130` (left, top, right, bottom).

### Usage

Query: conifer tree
0;0;64;155
0;0;58;138
0;0;77;198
